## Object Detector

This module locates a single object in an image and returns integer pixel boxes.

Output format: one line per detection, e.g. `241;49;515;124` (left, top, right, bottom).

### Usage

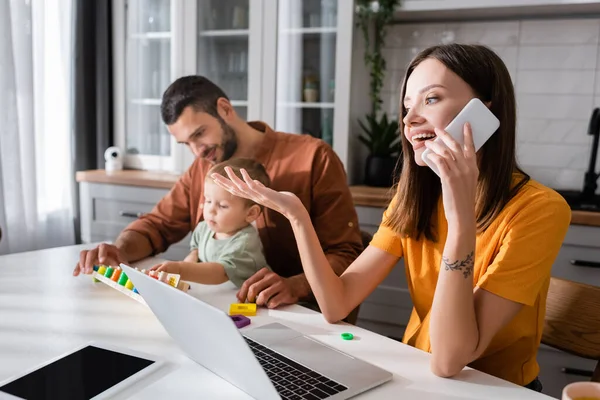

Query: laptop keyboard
244;336;348;400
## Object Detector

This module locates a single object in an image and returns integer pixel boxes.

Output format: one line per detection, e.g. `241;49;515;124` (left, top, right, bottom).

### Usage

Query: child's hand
150;261;183;275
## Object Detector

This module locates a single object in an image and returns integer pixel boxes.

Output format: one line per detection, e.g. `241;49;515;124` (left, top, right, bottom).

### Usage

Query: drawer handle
561;367;594;377
119;211;144;219
570;259;600;268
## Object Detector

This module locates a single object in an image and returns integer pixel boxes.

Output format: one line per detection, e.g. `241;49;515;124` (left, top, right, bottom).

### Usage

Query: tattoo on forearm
442;251;474;279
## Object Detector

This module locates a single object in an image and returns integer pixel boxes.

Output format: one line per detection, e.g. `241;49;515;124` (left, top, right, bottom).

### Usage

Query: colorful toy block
92;265;190;307
229;303;257;317
230;315;251;329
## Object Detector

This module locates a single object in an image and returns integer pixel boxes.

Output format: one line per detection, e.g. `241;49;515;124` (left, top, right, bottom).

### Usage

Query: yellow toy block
92;265;190;307
229;303;257;316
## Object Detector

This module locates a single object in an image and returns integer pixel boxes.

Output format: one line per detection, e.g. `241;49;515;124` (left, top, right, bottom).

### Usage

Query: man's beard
219;118;238;162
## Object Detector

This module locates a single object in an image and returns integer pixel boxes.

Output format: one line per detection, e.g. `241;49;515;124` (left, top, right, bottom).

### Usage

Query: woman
212;44;570;390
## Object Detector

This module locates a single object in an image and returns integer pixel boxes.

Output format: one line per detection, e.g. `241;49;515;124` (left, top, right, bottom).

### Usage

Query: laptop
119;264;392;400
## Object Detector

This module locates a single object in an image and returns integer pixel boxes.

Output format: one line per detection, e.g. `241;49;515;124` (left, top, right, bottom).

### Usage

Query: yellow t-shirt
370;178;571;386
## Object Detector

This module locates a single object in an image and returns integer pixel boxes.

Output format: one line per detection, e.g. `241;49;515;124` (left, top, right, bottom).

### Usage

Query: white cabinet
260;0;354;166
395;0;600;21
112;0;356;174
354;205;412;340
551;225;600;286
113;0;178;172
79;181;191;261
113;0;263;173
536;344;597;399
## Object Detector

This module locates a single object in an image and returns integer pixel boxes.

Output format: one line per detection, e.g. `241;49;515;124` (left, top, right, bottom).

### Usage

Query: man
74;76;362;310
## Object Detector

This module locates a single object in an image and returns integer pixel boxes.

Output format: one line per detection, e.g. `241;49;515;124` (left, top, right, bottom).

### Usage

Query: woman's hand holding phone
421;97;499;226
422;98;499;177
424;122;478;228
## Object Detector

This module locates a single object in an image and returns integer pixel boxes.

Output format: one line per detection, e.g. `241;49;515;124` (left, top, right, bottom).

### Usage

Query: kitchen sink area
556;190;600;212
555;108;600;213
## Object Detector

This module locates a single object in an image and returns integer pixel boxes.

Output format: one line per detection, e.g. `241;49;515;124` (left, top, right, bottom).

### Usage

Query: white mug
562;381;600;400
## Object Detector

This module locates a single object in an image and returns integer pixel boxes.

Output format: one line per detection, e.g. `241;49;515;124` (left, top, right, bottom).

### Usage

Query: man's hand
237;268;303;308
73;243;127;276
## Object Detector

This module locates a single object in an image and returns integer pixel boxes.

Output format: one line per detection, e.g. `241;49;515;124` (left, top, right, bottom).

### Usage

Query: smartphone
422;98;500;176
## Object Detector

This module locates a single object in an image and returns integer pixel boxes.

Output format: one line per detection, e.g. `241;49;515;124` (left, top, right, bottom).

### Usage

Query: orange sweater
124;121;363;280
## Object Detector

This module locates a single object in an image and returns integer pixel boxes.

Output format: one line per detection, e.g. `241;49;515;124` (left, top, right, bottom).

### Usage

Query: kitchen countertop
350;185;600;228
76;169;179;190
76;169;600;227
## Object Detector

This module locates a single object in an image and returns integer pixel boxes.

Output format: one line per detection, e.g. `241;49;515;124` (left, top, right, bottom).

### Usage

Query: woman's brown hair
387;43;529;241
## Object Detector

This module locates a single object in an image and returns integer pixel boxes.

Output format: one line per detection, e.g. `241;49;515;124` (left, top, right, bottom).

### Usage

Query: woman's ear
245;204;261;223
485;100;492;109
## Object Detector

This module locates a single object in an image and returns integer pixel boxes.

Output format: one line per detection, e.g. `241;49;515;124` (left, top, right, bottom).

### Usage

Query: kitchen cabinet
79;181;191;261
112;0;356;175
551;225;600;286
395;0;600;22
354;206;412;340
112;0;262;172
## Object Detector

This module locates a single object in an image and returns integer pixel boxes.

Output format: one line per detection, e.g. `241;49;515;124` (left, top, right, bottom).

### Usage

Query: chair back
542;277;600;382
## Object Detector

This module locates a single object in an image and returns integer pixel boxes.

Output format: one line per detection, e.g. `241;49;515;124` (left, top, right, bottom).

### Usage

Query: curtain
72;0;114;244
275;0;303;134
0;0;75;254
73;0;113;171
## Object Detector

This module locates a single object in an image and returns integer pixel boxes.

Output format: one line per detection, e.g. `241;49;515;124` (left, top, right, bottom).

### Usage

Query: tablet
0;342;164;400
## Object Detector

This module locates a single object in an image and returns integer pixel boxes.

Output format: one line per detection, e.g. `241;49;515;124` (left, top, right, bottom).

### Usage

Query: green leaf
357;118;371;137
358;135;372;149
356;0;402;117
358;112;402;156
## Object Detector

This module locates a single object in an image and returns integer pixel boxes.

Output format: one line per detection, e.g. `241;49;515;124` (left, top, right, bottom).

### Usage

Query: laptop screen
0;345;155;400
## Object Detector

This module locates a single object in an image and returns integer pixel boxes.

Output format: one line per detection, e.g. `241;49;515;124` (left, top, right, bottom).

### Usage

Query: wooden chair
542;277;600;382
343;230;373;325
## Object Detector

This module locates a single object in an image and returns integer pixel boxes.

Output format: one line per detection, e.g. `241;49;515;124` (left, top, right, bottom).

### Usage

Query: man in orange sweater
73;76;362;309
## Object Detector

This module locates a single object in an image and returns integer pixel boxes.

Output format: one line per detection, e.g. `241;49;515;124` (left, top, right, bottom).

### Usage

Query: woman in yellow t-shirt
212;43;571;390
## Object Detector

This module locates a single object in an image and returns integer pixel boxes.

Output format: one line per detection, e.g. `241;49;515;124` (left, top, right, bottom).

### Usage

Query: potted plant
358;113;400;187
355;0;401;187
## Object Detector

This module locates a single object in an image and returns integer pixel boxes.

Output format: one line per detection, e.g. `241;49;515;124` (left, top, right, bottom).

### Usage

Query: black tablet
0;343;163;400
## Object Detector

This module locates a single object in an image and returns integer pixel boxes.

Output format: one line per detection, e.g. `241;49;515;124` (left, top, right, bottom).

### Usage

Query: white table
0;244;555;399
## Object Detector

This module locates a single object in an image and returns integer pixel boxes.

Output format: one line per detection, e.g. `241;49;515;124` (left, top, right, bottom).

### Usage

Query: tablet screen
0;345;155;400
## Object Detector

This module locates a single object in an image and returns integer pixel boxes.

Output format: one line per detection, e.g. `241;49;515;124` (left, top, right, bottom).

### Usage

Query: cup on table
562;382;600;400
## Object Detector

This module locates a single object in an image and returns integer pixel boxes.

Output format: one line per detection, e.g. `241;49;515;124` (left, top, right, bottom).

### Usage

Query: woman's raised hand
211;167;305;220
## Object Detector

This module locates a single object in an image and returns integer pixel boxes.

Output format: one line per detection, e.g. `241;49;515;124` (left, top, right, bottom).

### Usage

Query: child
151;158;270;287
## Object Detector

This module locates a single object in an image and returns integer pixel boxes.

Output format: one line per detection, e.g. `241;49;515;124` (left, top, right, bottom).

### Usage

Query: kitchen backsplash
380;18;600;192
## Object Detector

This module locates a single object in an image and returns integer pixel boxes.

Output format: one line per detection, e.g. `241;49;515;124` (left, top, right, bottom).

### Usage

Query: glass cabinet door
197;0;250;120
124;0;172;158
275;0;338;146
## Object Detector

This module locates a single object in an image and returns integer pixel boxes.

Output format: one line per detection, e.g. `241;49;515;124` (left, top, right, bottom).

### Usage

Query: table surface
0;244;555;399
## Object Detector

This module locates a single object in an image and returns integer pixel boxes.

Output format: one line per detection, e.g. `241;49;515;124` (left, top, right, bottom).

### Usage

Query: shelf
199;29;250;37
230;100;248;107
129;32;171;40
394;0;600;21
130;98;162;106
278;102;335;109
281;27;337;35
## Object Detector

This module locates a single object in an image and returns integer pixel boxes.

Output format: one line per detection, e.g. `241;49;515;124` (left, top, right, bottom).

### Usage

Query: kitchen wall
372;17;600;192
